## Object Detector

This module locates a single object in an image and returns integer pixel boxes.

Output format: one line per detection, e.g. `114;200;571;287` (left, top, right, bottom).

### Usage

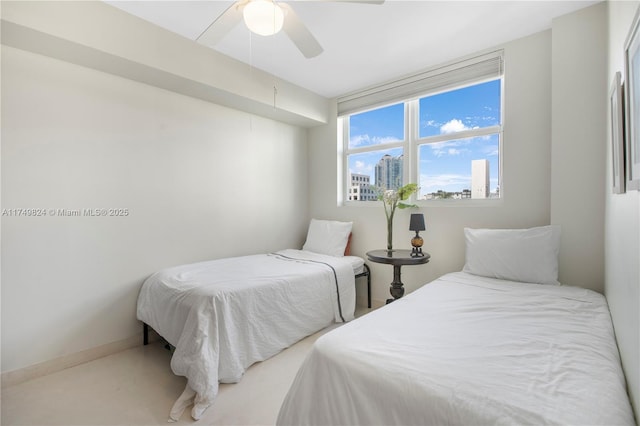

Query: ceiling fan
197;0;384;59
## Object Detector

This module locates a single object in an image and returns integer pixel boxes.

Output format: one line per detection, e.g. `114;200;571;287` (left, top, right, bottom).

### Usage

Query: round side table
366;249;431;304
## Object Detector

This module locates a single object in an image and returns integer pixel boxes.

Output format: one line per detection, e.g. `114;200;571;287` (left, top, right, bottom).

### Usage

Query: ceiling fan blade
197;1;245;47
279;2;324;59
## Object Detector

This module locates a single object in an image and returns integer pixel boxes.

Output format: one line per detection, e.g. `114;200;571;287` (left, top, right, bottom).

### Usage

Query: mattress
277;271;635;425
345;255;365;275
137;249;357;421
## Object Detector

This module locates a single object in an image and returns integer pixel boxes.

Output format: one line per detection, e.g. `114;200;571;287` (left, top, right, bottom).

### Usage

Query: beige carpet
1;316;357;426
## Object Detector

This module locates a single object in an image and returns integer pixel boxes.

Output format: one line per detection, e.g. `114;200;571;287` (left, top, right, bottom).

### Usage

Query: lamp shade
243;0;284;36
409;213;426;231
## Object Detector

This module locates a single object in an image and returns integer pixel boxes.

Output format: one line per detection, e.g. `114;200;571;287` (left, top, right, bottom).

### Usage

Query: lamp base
411;247;424;257
410;233;424;257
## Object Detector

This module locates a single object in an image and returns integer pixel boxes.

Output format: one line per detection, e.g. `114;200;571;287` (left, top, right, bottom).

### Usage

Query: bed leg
143;323;149;346
364;263;371;308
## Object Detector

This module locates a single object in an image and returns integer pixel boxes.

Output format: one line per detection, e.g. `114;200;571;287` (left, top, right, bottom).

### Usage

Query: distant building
472;159;489;199
348;173;377;201
375;154;403;190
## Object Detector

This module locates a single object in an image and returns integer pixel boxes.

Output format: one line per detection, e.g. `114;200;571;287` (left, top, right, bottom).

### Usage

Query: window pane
419;80;501;139
348;147;403;201
349;103;404;149
418;134;500;199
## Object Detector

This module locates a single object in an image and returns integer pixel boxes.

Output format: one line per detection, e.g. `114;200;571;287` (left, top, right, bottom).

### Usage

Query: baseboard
356;297;386;312
356;295;386;309
370;298;386;309
1;333;146;388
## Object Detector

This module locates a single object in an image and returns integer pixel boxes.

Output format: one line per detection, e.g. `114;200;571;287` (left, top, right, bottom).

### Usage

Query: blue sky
348;80;501;197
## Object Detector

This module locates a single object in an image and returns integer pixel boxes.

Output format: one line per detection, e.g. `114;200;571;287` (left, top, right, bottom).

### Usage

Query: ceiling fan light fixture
243;0;284;37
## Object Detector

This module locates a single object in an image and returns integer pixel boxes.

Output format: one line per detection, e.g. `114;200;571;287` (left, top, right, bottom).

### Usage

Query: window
339;51;503;203
344;103;405;201
418;80;501;199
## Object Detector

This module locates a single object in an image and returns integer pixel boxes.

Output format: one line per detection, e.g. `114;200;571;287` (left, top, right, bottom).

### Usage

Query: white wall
309;30;553;306
606;1;640;418
551;2;608;292
1;46;309;373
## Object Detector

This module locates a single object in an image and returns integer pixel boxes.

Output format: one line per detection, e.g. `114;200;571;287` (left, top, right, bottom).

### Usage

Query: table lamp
409;213;426;257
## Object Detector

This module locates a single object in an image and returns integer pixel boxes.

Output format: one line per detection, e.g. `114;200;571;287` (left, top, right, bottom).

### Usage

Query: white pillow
302;219;353;257
463;225;561;285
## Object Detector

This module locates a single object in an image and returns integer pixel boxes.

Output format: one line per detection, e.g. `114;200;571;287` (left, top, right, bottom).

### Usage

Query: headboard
344;233;352;256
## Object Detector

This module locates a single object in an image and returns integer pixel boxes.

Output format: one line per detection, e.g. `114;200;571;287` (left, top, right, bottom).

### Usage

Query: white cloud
484;145;499;156
349;134;401;147
350;160;373;175
440;119;469;134
373;136;401;144
429;140;470;158
349;134;370;147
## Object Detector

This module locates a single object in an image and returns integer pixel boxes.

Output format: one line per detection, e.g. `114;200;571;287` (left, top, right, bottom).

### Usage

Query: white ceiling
105;0;598;98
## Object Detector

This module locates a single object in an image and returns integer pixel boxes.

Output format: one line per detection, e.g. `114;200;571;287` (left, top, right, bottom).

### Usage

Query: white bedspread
277;272;635;426
136;249;355;421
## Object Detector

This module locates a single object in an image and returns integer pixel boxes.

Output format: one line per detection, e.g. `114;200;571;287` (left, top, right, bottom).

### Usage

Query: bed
136;219;369;421
277;225;636;425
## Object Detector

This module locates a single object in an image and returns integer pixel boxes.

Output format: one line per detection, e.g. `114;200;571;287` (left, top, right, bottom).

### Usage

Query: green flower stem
387;206;395;250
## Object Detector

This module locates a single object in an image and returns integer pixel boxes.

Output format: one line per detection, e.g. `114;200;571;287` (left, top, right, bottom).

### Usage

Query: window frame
341;101;409;197
341;77;504;206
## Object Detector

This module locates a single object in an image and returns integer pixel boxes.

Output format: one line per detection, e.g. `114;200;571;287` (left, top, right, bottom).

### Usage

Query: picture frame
610;72;625;194
624;7;640;191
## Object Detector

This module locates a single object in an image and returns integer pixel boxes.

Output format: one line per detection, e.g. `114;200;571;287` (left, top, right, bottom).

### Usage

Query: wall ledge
0;1;329;128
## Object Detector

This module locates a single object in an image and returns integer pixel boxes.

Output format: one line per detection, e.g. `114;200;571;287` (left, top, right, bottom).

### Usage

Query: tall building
471;159;489;199
348;173;377;201
375;154;403;190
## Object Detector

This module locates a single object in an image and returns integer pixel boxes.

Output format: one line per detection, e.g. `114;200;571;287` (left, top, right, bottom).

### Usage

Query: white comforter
277;272;635;426
137;249;356;421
